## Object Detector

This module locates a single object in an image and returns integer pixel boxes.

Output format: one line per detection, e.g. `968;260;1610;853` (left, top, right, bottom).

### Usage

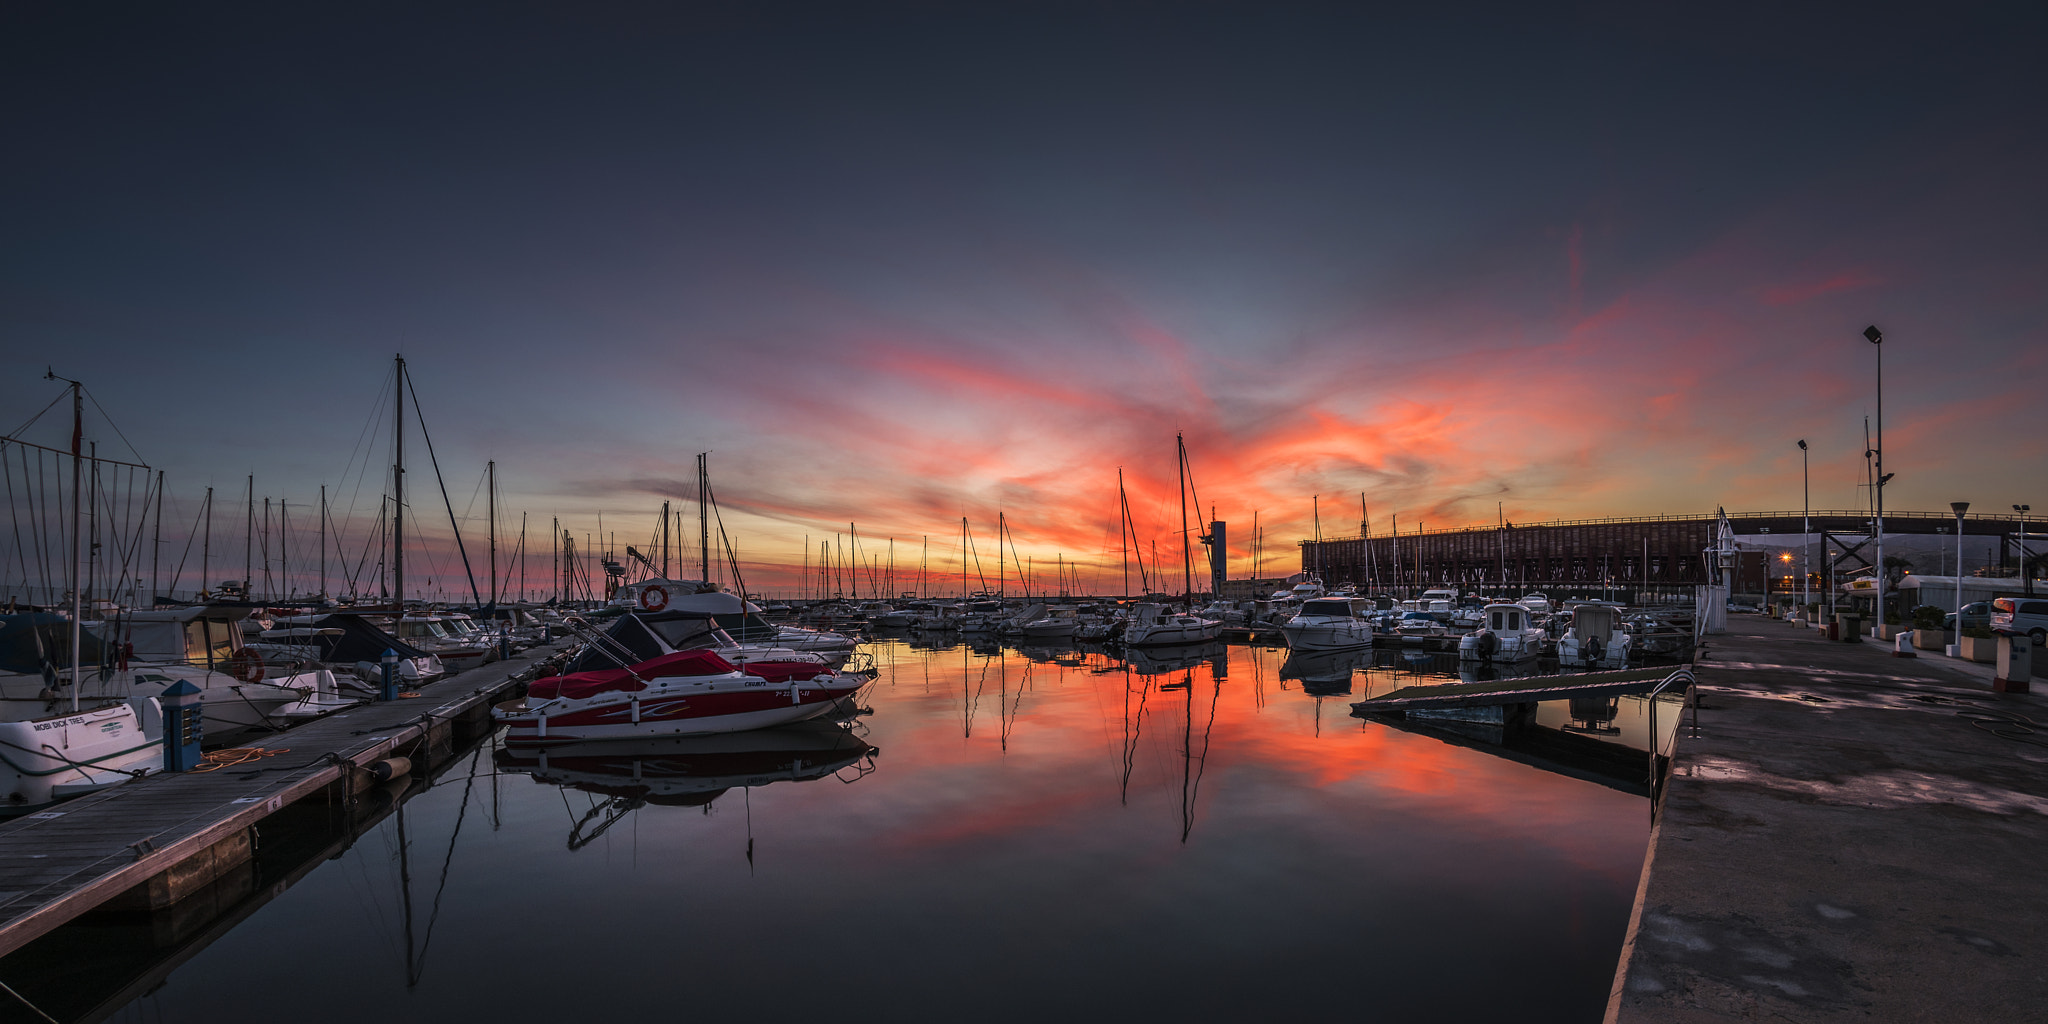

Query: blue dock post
381;648;400;701
161;681;203;772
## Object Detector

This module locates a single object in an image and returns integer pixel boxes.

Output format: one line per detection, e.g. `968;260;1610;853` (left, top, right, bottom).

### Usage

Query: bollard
500;626;511;660
1996;634;2034;693
160;680;204;772
1892;632;1917;658
381;648;401;701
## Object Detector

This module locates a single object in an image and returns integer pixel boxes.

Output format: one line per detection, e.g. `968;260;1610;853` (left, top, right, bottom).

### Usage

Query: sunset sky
3;3;2043;598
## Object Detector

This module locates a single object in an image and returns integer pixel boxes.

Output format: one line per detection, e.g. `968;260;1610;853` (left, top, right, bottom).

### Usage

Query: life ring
639;585;670;612
224;648;266;683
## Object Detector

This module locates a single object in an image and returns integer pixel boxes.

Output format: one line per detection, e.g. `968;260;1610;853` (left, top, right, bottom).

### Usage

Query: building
1298;509;2042;599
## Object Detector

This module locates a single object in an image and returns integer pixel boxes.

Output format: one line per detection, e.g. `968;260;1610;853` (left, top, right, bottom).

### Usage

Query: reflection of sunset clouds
820;644;1645;885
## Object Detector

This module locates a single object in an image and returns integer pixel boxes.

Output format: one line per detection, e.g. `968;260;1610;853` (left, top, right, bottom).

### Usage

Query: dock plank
0;642;564;958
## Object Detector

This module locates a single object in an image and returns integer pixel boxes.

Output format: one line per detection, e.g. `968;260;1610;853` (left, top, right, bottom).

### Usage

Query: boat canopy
561;611;724;674
273;613;432;663
0;613;113;675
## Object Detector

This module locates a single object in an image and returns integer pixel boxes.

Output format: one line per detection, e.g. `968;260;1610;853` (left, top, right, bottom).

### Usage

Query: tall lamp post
1949;501;1969;657
1864;325;1887;630
1798;439;1810;619
2020;504;2034;597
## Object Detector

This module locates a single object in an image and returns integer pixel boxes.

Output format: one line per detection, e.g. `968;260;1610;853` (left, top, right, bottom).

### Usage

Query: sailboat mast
244;474;253;598
202;486;212;598
1118;468;1130;599
698;452;710;583
1178;434;1191;607
66;378;82;712
393;353;406;609
488;460;497;604
319;484;327;600
152;470;163;605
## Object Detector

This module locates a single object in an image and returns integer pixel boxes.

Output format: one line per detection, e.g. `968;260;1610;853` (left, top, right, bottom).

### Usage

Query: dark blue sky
3;2;2043;592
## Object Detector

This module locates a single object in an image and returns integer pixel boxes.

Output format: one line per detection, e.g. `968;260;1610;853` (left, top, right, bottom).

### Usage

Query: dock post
161;681;203;772
381;648;400;701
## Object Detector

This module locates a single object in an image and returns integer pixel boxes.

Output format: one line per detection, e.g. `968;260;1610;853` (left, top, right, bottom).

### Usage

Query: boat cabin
1298;599;1361;619
1485;604;1531;632
94;607;251;667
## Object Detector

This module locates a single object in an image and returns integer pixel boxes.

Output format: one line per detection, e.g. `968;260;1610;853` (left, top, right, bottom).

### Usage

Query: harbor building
1297;509;2045;602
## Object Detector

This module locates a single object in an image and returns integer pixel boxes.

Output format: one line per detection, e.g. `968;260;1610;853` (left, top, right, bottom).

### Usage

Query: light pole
1799;439;1810;619
2020;504;2035;597
1864;325;1887;630
1949;501;1969;657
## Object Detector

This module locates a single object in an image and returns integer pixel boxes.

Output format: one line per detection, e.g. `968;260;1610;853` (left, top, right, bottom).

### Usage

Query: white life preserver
639;585;670;612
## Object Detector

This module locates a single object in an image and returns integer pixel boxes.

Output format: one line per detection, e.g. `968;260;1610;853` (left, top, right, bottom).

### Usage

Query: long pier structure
1605;623;2046;1021
0;642;566;958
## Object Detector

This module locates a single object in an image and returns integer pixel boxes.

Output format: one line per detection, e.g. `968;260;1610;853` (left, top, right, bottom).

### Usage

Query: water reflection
55;637;1656;1024
495;720;878;850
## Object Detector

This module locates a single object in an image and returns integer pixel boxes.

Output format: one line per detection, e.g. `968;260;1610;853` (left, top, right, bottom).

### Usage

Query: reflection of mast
1120;664;1149;806
1178;670;1221;843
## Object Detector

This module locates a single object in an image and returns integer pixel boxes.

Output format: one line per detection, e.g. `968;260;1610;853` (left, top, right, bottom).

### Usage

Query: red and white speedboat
494;649;868;744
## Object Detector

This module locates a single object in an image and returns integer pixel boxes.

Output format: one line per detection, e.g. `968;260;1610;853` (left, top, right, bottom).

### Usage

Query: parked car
1988;597;2048;644
1942;601;1994;632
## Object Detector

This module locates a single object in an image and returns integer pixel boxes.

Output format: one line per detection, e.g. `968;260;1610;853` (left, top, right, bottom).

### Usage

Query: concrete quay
1607;620;2047;1022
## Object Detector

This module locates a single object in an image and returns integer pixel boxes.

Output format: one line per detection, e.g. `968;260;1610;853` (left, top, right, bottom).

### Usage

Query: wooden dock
0;642;568;959
1350;665;1689;715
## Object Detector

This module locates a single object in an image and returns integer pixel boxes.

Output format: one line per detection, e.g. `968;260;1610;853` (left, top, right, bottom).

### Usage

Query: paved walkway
1607;617;2047;1023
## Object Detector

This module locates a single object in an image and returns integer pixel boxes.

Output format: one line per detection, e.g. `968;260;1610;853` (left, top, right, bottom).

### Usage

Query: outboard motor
1584;633;1604;665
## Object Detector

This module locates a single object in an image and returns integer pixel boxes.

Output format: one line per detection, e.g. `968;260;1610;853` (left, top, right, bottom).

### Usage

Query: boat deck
0;642;567;958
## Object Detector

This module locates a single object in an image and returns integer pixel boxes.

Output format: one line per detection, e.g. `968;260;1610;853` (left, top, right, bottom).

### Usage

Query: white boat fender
366;757;411;783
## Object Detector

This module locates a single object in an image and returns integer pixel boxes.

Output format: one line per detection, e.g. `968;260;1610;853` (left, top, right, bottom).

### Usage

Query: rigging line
81;386;149;468
412;747;483;984
4;390;68;444
3;450;27;597
165;491;207;598
402;371;482;606
334;372;394;570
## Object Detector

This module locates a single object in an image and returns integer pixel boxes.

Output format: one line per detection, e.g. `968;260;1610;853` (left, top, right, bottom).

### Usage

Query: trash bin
1835;613;1862;643
1996;634;2034;693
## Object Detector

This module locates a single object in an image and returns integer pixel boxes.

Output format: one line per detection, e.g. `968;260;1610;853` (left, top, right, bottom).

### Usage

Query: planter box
1874;624;1904;641
1959;636;2000;663
1912;629;1949;651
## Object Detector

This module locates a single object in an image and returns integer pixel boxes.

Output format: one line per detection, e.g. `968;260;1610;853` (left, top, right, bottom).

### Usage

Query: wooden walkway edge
0;642;566;959
1350;666;1679;714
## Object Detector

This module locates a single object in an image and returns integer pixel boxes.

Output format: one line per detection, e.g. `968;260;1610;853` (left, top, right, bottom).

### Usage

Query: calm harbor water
14;640;1670;1023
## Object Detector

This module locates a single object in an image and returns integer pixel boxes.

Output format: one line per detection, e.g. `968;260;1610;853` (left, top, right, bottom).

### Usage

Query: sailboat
0;374;164;813
1122;434;1222;647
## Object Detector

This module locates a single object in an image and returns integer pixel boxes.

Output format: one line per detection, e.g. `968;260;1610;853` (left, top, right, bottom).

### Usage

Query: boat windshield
1300;601;1352;617
399;620;449;639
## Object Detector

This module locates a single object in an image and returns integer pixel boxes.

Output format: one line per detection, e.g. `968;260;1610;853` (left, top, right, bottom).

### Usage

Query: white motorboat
0;614;167;813
61;607;356;736
493;648;869;744
1280;598;1375;650
1121;603;1222;647
1557;603;1632;668
1020;607;1081;639
394;614;498;674
1458;603;1546;662
1518;592;1553;616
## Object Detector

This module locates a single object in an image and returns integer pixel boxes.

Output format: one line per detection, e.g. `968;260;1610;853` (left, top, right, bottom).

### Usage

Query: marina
3;4;2043;1021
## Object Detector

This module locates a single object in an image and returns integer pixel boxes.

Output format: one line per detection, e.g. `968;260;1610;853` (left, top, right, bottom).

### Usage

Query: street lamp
2020;504;2035;597
1864;325;1886;629
1949;501;1969;657
1798;439;1810;619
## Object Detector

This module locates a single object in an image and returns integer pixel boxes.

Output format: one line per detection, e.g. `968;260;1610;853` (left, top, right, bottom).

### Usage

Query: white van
1989;597;2048;644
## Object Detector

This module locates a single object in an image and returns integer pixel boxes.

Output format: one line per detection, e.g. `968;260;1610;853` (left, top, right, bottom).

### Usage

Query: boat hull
1280;619;1374;651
